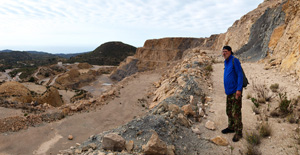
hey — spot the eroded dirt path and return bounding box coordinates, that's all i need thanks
[0,71,161,155]
[203,62,300,154]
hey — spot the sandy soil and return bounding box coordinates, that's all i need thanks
[0,71,161,155]
[0,107,24,119]
[21,82,47,94]
[202,62,300,154]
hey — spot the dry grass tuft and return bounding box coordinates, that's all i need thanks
[259,123,271,137]
[252,81,271,103]
[287,114,297,124]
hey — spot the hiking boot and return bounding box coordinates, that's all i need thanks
[221,128,235,134]
[232,133,243,142]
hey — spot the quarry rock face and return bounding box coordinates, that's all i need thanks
[235,2,286,61]
[215,0,283,52]
[110,56,139,81]
[136,38,204,61]
[271,0,300,80]
[110,37,220,81]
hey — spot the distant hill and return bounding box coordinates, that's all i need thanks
[68,42,137,66]
[54,52,88,59]
[0,49,89,59]
[0,49,13,52]
[0,51,64,70]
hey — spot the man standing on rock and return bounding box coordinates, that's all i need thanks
[221,46,243,142]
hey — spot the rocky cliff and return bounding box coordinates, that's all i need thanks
[268,0,300,79]
[110,36,219,81]
[221,0,300,80]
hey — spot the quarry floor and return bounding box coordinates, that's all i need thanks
[0,72,160,155]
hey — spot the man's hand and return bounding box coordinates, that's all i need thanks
[235,90,242,99]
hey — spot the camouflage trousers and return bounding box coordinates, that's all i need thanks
[226,93,243,135]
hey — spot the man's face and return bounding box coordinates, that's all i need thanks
[222,49,231,60]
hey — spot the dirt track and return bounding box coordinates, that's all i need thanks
[0,72,160,155]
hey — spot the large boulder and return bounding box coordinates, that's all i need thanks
[142,131,167,155]
[102,133,126,151]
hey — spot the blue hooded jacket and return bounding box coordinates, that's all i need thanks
[223,55,243,95]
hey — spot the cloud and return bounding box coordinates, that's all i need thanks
[0,0,263,52]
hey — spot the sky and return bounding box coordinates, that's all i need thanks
[0,0,263,54]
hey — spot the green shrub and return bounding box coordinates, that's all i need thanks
[278,92,291,114]
[251,98,259,108]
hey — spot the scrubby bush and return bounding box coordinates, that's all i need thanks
[270,83,279,92]
[251,98,259,108]
[287,114,297,124]
[252,81,271,103]
[278,92,291,114]
[246,131,261,146]
[245,145,261,155]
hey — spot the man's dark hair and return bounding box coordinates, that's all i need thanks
[223,45,233,55]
